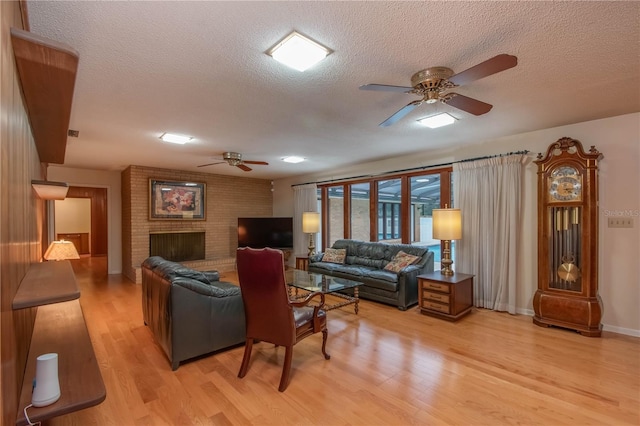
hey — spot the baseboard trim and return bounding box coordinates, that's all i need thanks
[515,308,639,337]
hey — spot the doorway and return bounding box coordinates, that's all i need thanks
[54,186,108,257]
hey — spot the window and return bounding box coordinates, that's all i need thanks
[319,167,452,250]
[377,179,401,242]
[410,173,442,266]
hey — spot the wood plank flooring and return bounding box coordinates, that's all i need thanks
[48,257,639,425]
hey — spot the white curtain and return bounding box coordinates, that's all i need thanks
[293,183,318,257]
[453,154,526,313]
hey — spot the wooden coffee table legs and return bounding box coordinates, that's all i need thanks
[322,287,359,314]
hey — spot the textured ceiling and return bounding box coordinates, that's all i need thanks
[26,1,639,179]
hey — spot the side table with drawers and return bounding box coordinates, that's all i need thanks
[295,256,309,271]
[417,271,474,321]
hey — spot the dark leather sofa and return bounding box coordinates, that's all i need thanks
[142,256,246,370]
[308,239,434,310]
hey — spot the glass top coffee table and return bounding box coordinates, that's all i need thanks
[287,269,363,314]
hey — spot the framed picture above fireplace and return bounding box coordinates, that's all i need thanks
[149,179,206,220]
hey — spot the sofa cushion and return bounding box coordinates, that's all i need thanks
[321,248,347,264]
[172,266,212,284]
[172,277,241,297]
[144,256,214,285]
[350,242,388,268]
[384,250,420,273]
[311,262,373,277]
[361,276,398,292]
[363,269,398,284]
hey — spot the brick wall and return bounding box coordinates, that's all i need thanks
[122,165,272,283]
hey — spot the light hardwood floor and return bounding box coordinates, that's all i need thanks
[49,257,639,425]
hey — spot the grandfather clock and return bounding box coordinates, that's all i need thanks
[533,137,603,337]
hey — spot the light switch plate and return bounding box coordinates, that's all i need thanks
[607,217,634,228]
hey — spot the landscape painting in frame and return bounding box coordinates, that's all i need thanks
[149,179,206,220]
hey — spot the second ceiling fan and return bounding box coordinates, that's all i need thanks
[198,152,268,172]
[360,54,518,127]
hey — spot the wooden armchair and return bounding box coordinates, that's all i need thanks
[236,247,330,392]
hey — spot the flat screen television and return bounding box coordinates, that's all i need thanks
[237,217,293,249]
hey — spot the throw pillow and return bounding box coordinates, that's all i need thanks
[384,250,420,273]
[321,248,347,264]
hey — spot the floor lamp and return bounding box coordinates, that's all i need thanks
[432,208,462,276]
[302,212,320,256]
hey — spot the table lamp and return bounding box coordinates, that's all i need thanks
[44,240,80,261]
[302,212,320,256]
[432,207,462,276]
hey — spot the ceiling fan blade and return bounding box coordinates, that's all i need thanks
[448,54,517,86]
[442,93,492,116]
[359,84,413,93]
[379,100,423,127]
[197,161,225,168]
[243,160,269,165]
[237,164,252,172]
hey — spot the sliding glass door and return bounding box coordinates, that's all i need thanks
[350,182,370,241]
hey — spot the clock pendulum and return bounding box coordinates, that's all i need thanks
[558,254,581,284]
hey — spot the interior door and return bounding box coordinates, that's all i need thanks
[65,186,108,256]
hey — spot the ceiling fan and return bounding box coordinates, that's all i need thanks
[359,54,518,127]
[197,152,269,172]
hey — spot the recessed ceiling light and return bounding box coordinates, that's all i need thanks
[267,31,331,72]
[282,156,305,163]
[417,113,456,129]
[160,132,192,144]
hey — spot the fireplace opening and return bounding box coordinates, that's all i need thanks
[149,231,205,262]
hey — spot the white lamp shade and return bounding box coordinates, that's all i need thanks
[302,212,320,233]
[433,208,462,240]
[44,240,80,261]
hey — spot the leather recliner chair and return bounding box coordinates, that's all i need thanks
[142,256,246,370]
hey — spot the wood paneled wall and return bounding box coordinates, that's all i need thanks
[0,1,45,423]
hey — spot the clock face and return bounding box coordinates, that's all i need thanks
[548,166,582,202]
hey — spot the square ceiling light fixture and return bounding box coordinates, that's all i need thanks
[418,113,456,129]
[160,132,192,144]
[282,156,305,163]
[267,31,331,72]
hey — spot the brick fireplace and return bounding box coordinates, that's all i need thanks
[121,165,274,283]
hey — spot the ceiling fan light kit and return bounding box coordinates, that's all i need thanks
[418,113,456,128]
[223,151,243,166]
[360,54,518,126]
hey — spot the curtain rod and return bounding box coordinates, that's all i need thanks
[291,150,530,187]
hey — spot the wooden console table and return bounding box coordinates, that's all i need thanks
[418,272,474,321]
[13,261,105,426]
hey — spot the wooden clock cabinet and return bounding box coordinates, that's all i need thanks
[533,137,603,336]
